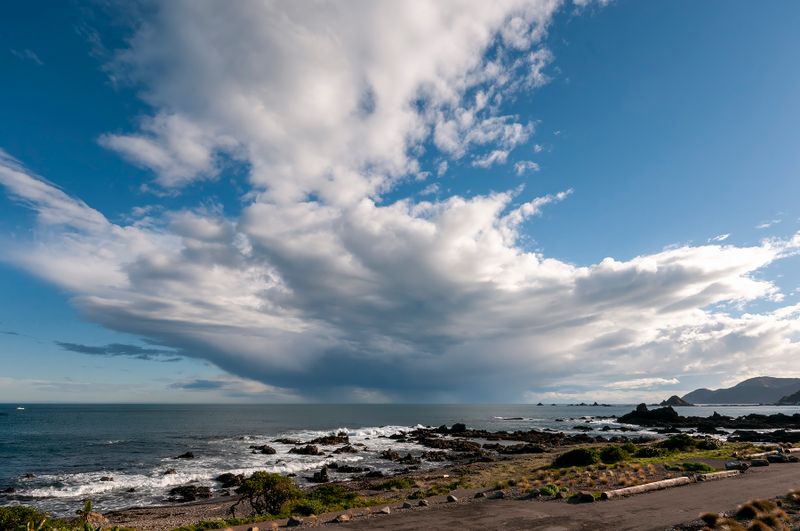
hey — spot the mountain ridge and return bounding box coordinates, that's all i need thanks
[681,376,800,404]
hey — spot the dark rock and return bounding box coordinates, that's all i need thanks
[1,487,16,494]
[163,468,177,475]
[216,473,245,488]
[474,491,487,499]
[365,470,384,478]
[100,476,114,482]
[22,473,35,479]
[380,449,401,461]
[725,460,750,471]
[482,443,546,454]
[450,423,467,433]
[446,494,458,503]
[286,516,303,527]
[418,499,429,507]
[750,459,769,467]
[174,451,195,459]
[572,492,596,504]
[126,488,136,493]
[335,464,370,473]
[289,444,322,456]
[274,437,300,445]
[333,445,358,454]
[168,485,211,502]
[660,395,693,407]
[308,432,349,445]
[308,466,330,483]
[402,501,413,509]
[249,444,277,455]
[398,453,421,464]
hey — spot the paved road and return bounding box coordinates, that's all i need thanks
[304,463,800,530]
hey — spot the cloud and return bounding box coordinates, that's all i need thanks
[710,233,730,242]
[607,377,680,390]
[756,219,781,230]
[10,48,44,66]
[56,341,182,362]
[514,160,541,175]
[472,149,509,168]
[172,375,303,401]
[4,1,800,402]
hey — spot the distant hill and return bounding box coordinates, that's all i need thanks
[660,395,693,406]
[682,377,800,404]
[778,389,800,405]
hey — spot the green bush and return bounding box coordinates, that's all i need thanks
[538,483,559,496]
[658,434,696,452]
[599,446,629,464]
[553,448,599,468]
[680,462,714,473]
[375,477,415,490]
[234,471,301,515]
[621,442,638,454]
[634,446,663,458]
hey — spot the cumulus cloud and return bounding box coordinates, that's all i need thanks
[514,160,541,175]
[3,1,800,402]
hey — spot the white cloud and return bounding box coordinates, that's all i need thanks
[472,149,510,168]
[10,48,43,65]
[710,233,730,242]
[4,1,800,402]
[514,160,541,175]
[607,377,680,390]
[756,219,781,230]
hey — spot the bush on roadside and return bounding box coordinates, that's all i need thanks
[553,448,599,468]
[658,434,696,452]
[234,472,301,515]
[599,445,629,464]
[634,446,663,458]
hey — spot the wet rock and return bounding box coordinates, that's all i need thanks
[308,432,349,445]
[168,485,212,502]
[289,444,322,456]
[100,476,114,482]
[364,470,384,478]
[308,466,330,483]
[334,464,370,473]
[333,445,358,454]
[163,468,177,475]
[174,451,195,459]
[750,459,770,467]
[398,453,421,464]
[22,473,35,479]
[380,449,401,461]
[446,494,458,503]
[274,438,300,445]
[450,423,467,433]
[573,492,595,504]
[216,473,245,488]
[126,488,136,493]
[1,487,16,494]
[402,502,413,509]
[482,443,546,455]
[249,444,277,455]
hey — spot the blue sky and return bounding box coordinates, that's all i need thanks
[1,0,799,403]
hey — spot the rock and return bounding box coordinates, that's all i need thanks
[364,470,384,478]
[750,459,770,467]
[418,499,429,507]
[333,445,358,454]
[555,491,566,499]
[725,460,750,471]
[398,453,421,464]
[334,514,351,523]
[378,506,391,515]
[450,423,467,433]
[174,451,195,459]
[126,488,136,493]
[474,491,487,499]
[248,527,260,531]
[767,453,797,463]
[1,487,16,494]
[483,443,546,454]
[289,444,322,455]
[286,516,303,526]
[163,468,177,475]
[309,432,349,445]
[402,502,413,509]
[381,449,401,461]
[100,476,114,481]
[168,485,212,502]
[274,437,300,445]
[216,473,245,488]
[493,491,505,499]
[309,466,330,483]
[22,473,35,479]
[574,492,595,503]
[249,444,277,455]
[446,494,458,503]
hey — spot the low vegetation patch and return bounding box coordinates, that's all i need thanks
[599,445,629,464]
[552,448,599,468]
[375,477,416,490]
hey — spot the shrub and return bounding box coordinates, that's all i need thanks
[305,484,359,509]
[234,471,301,515]
[681,462,714,473]
[621,442,638,454]
[658,434,696,452]
[634,446,662,458]
[376,477,415,490]
[553,448,599,468]
[599,446,629,464]
[538,483,559,496]
[0,506,52,530]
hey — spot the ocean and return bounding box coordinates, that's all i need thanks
[2,403,798,516]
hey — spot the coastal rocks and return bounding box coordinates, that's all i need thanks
[22,473,35,479]
[1,487,15,493]
[482,443,546,454]
[474,491,487,499]
[420,451,448,461]
[417,438,481,453]
[274,437,300,445]
[418,499,429,507]
[380,449,401,461]
[660,395,693,407]
[729,430,800,444]
[308,432,349,445]
[286,516,304,526]
[378,506,391,515]
[249,444,277,454]
[446,494,459,503]
[364,470,384,478]
[163,468,177,475]
[308,466,330,483]
[450,423,467,433]
[572,492,596,504]
[174,451,195,459]
[332,464,370,473]
[168,485,212,502]
[216,473,245,488]
[289,444,323,455]
[750,459,770,467]
[333,445,358,454]
[334,514,351,523]
[100,476,114,481]
[619,404,800,434]
[398,453,422,464]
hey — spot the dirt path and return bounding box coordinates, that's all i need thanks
[233,463,800,530]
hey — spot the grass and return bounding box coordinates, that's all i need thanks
[0,504,136,531]
[375,477,417,490]
[406,480,463,500]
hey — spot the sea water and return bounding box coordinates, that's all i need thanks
[1,403,798,516]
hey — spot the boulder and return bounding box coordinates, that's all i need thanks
[378,506,391,515]
[418,499,429,507]
[309,432,349,445]
[474,491,487,499]
[450,423,467,433]
[216,473,245,488]
[334,514,351,523]
[249,444,277,455]
[174,451,195,459]
[402,502,413,509]
[750,459,770,467]
[333,445,358,454]
[100,476,114,482]
[446,494,458,503]
[286,516,303,527]
[309,466,330,483]
[380,449,401,460]
[163,468,177,475]
[289,444,322,456]
[335,464,370,473]
[573,492,596,504]
[168,485,212,502]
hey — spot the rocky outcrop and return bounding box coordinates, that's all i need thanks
[249,444,277,454]
[660,395,693,407]
[618,403,800,433]
[168,485,212,502]
[289,444,323,455]
[174,451,195,459]
[216,473,245,488]
[308,432,350,445]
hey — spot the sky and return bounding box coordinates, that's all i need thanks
[1,0,799,404]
